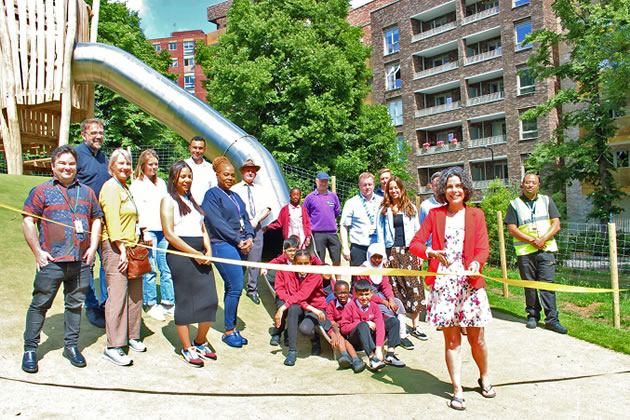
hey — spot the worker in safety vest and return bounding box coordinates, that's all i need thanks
[504,173,567,334]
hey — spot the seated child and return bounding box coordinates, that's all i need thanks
[274,250,328,366]
[354,243,415,350]
[340,279,405,370]
[324,281,366,373]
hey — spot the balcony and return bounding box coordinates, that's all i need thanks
[415,101,461,118]
[414,61,459,79]
[473,178,508,189]
[412,21,456,43]
[467,91,505,106]
[462,7,500,25]
[417,141,464,155]
[464,46,502,66]
[467,135,507,148]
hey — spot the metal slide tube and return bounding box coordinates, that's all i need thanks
[72,42,289,220]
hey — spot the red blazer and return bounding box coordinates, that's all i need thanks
[279,272,327,311]
[266,204,312,247]
[409,205,489,288]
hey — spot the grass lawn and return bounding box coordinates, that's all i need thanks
[2,173,629,356]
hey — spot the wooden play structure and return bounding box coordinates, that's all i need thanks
[0,0,100,174]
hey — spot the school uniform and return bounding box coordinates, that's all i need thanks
[340,299,401,354]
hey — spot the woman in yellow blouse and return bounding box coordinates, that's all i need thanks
[99,148,145,366]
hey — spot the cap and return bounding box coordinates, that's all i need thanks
[239,159,261,172]
[316,172,329,180]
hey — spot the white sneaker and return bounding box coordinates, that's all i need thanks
[103,347,132,366]
[146,304,165,321]
[128,339,147,352]
[161,304,175,317]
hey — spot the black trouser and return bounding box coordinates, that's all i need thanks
[517,251,559,324]
[286,304,322,351]
[270,298,287,337]
[350,243,369,267]
[347,318,401,354]
[24,261,90,351]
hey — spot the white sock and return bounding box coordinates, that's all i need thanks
[398,314,408,339]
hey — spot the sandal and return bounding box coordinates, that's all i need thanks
[478,378,496,398]
[449,396,466,411]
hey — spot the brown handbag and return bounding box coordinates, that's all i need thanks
[126,241,151,279]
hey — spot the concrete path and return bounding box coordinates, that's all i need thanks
[1,273,629,419]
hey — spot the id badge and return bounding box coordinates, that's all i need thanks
[530,225,538,232]
[239,218,245,232]
[74,219,84,234]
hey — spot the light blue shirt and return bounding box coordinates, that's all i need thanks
[340,193,383,246]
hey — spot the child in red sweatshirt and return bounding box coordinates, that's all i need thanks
[353,243,416,350]
[325,281,366,373]
[340,279,405,370]
[274,250,327,366]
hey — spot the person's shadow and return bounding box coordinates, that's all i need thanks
[369,364,454,401]
[39,312,107,359]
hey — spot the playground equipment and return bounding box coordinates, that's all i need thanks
[0,0,289,216]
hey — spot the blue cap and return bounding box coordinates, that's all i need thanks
[316,172,329,180]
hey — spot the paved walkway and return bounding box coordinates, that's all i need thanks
[1,273,629,418]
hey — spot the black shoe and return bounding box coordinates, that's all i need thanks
[63,346,87,368]
[351,357,366,373]
[545,322,568,334]
[270,334,281,346]
[526,317,537,329]
[86,308,105,328]
[400,337,415,350]
[311,337,321,356]
[284,350,297,366]
[248,292,261,305]
[337,354,352,369]
[22,351,38,373]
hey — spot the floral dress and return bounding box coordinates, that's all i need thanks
[426,211,492,327]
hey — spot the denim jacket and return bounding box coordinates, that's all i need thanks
[376,205,420,248]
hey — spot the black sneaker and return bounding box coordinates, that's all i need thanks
[311,336,321,356]
[526,318,537,329]
[270,334,281,346]
[545,322,568,334]
[351,357,366,373]
[284,350,297,366]
[337,354,352,369]
[400,337,415,350]
[411,327,428,341]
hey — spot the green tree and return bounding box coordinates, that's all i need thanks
[522,0,630,223]
[480,179,518,266]
[196,0,408,181]
[71,0,187,155]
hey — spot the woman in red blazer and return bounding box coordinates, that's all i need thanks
[410,167,495,410]
[265,187,312,249]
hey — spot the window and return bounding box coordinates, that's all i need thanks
[168,42,177,51]
[514,0,530,7]
[434,94,453,106]
[387,99,403,126]
[517,66,536,94]
[515,20,533,50]
[184,57,195,67]
[184,75,195,90]
[429,16,449,30]
[396,135,405,154]
[384,27,399,55]
[432,54,450,67]
[520,109,538,139]
[491,121,505,136]
[183,41,195,55]
[170,58,178,68]
[153,44,161,52]
[385,62,401,91]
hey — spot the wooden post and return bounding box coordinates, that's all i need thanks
[497,211,509,297]
[58,0,77,146]
[416,196,421,212]
[331,175,336,193]
[608,222,620,328]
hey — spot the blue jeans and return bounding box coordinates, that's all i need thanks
[143,231,174,306]
[85,247,107,311]
[24,262,90,350]
[211,241,245,331]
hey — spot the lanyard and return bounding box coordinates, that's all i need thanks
[525,199,536,222]
[55,183,80,214]
[114,177,138,219]
[219,187,241,216]
[360,194,376,227]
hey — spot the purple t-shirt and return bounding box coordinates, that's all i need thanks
[303,189,340,233]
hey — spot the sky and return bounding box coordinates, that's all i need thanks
[121,0,372,40]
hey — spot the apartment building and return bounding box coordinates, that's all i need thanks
[365,0,560,200]
[149,30,209,101]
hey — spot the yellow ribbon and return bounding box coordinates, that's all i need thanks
[2,202,626,294]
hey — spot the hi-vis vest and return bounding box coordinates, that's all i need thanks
[510,194,558,256]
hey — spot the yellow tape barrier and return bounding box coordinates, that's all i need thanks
[2,202,626,294]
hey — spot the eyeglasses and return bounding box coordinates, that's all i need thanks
[86,131,104,136]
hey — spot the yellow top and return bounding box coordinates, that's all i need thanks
[99,178,138,243]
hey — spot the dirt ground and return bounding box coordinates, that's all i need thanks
[1,271,630,419]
